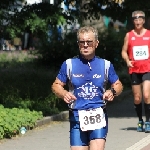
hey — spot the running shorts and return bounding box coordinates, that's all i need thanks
[130,72,150,85]
[70,109,108,146]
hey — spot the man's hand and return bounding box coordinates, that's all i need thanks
[127,60,134,67]
[63,91,77,104]
[103,90,114,101]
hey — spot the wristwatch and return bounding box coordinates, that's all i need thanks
[110,88,117,96]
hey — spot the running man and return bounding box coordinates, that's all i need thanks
[52,26,123,150]
[122,10,150,133]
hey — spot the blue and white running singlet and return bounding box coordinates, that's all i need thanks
[57,56,119,145]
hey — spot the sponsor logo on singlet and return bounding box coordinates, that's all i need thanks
[77,82,98,99]
[93,74,101,78]
[73,74,84,77]
[131,37,135,40]
[143,37,150,40]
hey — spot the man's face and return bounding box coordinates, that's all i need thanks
[133,14,145,29]
[78,31,99,59]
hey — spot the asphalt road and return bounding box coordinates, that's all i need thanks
[0,90,150,150]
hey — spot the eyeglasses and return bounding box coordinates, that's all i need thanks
[78,41,94,47]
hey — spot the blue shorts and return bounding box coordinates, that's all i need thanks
[69,111,108,146]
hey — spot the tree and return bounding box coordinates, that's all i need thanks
[1,0,150,67]
[65,0,150,28]
[2,0,150,38]
[0,0,23,30]
[6,2,72,38]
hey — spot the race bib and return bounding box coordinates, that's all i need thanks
[133,45,149,60]
[78,107,106,131]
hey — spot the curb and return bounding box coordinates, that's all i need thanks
[36,89,132,128]
[36,111,69,127]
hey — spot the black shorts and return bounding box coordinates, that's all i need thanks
[130,72,150,85]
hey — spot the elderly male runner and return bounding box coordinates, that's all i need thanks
[52,26,123,150]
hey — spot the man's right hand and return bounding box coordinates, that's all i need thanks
[127,60,134,67]
[63,91,77,104]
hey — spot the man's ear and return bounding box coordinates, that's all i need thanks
[95,40,99,48]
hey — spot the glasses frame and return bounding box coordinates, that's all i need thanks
[77,40,94,47]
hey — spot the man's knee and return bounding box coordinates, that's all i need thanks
[143,92,150,102]
[134,94,142,103]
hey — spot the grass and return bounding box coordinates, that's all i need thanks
[0,50,67,116]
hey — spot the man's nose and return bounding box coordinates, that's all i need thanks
[84,42,88,46]
[135,19,141,24]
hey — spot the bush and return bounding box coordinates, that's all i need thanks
[37,31,79,67]
[0,104,43,139]
[117,66,131,90]
[0,51,68,116]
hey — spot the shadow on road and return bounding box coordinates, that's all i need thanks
[106,89,144,118]
[121,127,137,131]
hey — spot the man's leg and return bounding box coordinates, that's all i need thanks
[132,84,143,119]
[71,146,88,150]
[132,84,143,131]
[142,80,150,133]
[89,139,105,150]
[70,121,89,150]
[88,112,108,150]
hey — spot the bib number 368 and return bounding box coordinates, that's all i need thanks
[84,114,101,125]
[78,107,106,131]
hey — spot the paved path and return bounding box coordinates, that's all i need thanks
[0,90,150,150]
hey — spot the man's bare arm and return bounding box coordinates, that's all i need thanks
[111,79,123,96]
[51,78,76,103]
[103,79,123,101]
[51,78,67,99]
[121,33,133,67]
[121,33,129,63]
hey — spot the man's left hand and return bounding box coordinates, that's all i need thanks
[103,90,114,101]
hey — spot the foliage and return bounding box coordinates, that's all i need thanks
[0,0,150,38]
[0,0,23,28]
[0,51,68,116]
[37,31,78,67]
[38,26,127,71]
[0,104,43,139]
[33,93,67,116]
[5,2,74,39]
[97,27,127,70]
[65,0,150,23]
[117,69,131,90]
[1,0,150,62]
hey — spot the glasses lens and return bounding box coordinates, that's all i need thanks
[78,41,93,47]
